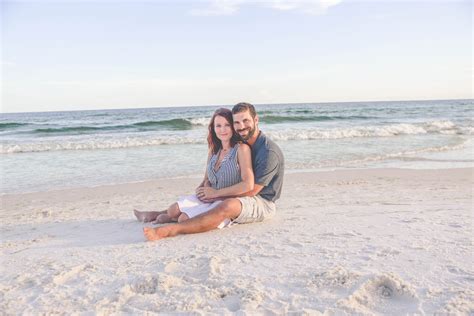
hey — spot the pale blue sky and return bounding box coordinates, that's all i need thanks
[1,0,472,112]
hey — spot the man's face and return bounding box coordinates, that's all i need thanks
[233,110,258,141]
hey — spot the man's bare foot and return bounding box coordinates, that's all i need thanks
[134,209,162,223]
[152,213,176,224]
[143,226,175,241]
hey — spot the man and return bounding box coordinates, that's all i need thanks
[144,102,284,241]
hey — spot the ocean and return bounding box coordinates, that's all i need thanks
[1,99,473,194]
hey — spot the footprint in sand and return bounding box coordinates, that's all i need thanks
[310,266,361,288]
[52,264,94,286]
[437,290,474,315]
[165,255,224,283]
[375,247,401,258]
[129,274,182,294]
[215,281,264,312]
[337,273,421,315]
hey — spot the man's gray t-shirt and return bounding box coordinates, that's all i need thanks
[251,131,284,202]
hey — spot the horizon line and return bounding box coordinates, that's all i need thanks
[2,97,472,115]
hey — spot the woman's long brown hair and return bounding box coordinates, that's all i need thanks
[207,108,239,155]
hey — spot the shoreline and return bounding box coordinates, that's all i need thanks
[1,167,473,314]
[2,165,472,197]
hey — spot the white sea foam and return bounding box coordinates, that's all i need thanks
[461,126,474,135]
[0,136,206,154]
[423,120,456,130]
[267,120,466,141]
[187,117,209,126]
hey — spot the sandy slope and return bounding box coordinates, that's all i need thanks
[1,168,473,315]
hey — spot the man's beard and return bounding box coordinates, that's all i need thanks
[238,125,256,141]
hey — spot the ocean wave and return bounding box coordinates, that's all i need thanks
[290,110,313,114]
[423,120,456,131]
[0,136,206,153]
[132,119,194,130]
[26,118,206,135]
[2,120,471,154]
[461,126,474,135]
[260,115,375,124]
[34,126,108,134]
[267,120,469,140]
[188,117,209,126]
[0,122,29,130]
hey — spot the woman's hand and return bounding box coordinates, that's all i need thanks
[195,180,211,191]
[196,186,218,201]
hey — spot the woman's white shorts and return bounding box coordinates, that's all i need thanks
[177,194,231,229]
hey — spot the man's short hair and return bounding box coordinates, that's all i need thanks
[232,102,257,118]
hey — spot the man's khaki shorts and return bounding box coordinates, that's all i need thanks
[234,195,276,224]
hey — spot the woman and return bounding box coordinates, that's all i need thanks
[134,108,253,228]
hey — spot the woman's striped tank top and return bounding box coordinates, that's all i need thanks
[207,144,242,190]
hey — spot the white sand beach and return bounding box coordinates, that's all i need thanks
[1,168,473,315]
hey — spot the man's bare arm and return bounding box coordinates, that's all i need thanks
[235,183,264,197]
[199,184,264,203]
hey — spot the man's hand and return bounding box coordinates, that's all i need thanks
[196,186,218,201]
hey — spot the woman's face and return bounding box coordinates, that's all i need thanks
[214,115,233,142]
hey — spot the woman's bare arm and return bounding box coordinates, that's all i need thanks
[196,144,254,200]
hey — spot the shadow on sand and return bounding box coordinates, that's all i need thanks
[2,218,158,251]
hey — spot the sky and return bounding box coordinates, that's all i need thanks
[1,0,472,113]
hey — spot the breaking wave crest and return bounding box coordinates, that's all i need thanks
[1,136,206,153]
[260,115,375,124]
[267,121,470,140]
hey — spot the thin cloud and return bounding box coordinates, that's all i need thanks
[190,0,341,16]
[189,0,243,16]
[267,0,342,15]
